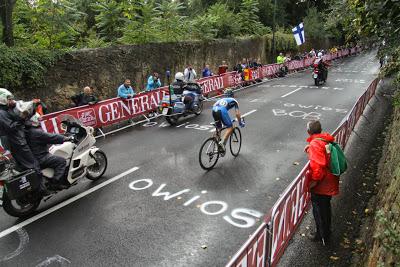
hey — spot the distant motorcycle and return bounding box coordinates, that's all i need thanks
[0,115,108,217]
[158,83,204,125]
[313,61,328,86]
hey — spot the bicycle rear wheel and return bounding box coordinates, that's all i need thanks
[199,137,220,170]
[230,127,242,157]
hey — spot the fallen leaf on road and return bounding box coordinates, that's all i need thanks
[177,197,182,200]
[355,239,363,245]
[201,245,207,249]
[276,177,280,181]
[301,233,305,237]
[365,209,370,214]
[330,256,340,261]
[293,162,300,165]
[352,210,358,215]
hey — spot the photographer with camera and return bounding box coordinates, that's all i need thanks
[184,64,197,83]
[146,72,162,91]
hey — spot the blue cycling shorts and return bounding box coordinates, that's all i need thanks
[212,107,232,128]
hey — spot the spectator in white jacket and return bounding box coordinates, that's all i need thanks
[184,65,197,83]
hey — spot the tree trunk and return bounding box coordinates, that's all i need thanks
[0,0,16,46]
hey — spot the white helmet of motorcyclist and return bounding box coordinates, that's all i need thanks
[0,88,14,106]
[175,72,184,81]
[317,52,323,58]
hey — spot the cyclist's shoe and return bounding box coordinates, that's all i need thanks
[239,120,245,128]
[218,141,226,156]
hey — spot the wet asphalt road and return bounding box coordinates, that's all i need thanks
[0,51,379,267]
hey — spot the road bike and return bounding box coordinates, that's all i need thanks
[198,119,242,170]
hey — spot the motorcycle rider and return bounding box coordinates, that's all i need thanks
[172,72,187,95]
[172,72,203,111]
[0,89,49,194]
[16,101,73,190]
[314,52,329,81]
[212,89,245,154]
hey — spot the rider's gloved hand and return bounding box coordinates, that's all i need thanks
[64,136,75,143]
[239,120,245,128]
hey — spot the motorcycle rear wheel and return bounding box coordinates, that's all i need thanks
[194,101,203,116]
[86,150,108,180]
[314,78,320,86]
[2,192,41,218]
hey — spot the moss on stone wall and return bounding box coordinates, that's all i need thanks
[364,90,400,266]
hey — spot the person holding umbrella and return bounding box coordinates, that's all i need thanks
[304,120,340,245]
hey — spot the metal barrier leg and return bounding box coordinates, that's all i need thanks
[97,127,106,139]
[143,114,150,122]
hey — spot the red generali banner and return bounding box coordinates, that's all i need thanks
[40,89,168,133]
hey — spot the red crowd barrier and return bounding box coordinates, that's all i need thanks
[37,47,361,134]
[226,76,379,267]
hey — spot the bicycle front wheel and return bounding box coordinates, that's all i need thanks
[230,127,242,157]
[199,137,220,170]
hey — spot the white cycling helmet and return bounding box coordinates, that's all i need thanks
[317,52,323,58]
[175,72,184,81]
[0,88,14,106]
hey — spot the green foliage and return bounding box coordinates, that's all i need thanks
[14,0,84,49]
[192,3,241,39]
[375,208,400,261]
[303,7,326,39]
[0,45,64,90]
[238,0,269,36]
[152,0,187,42]
[92,0,129,42]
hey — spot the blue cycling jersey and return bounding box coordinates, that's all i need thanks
[213,97,239,111]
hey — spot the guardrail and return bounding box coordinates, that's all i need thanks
[226,77,380,267]
[39,47,362,134]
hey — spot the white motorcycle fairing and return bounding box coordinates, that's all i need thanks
[42,117,100,184]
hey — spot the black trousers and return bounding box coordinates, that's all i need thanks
[39,155,66,183]
[311,193,332,239]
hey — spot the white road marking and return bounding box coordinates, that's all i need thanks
[242,109,257,118]
[0,166,140,239]
[281,88,302,98]
[36,255,71,267]
[0,228,29,262]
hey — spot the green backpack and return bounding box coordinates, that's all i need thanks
[316,138,347,176]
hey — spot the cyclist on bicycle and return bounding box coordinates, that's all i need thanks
[212,89,245,153]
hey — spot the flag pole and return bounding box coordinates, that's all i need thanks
[271,0,277,63]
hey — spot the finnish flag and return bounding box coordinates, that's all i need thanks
[292,22,305,46]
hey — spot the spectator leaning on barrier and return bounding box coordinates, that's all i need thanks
[310,48,316,57]
[276,53,285,64]
[218,61,228,75]
[202,64,213,78]
[304,120,339,245]
[146,72,162,91]
[71,86,99,107]
[184,65,197,83]
[118,79,135,99]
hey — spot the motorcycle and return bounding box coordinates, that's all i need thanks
[158,83,204,126]
[0,114,108,217]
[313,62,328,86]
